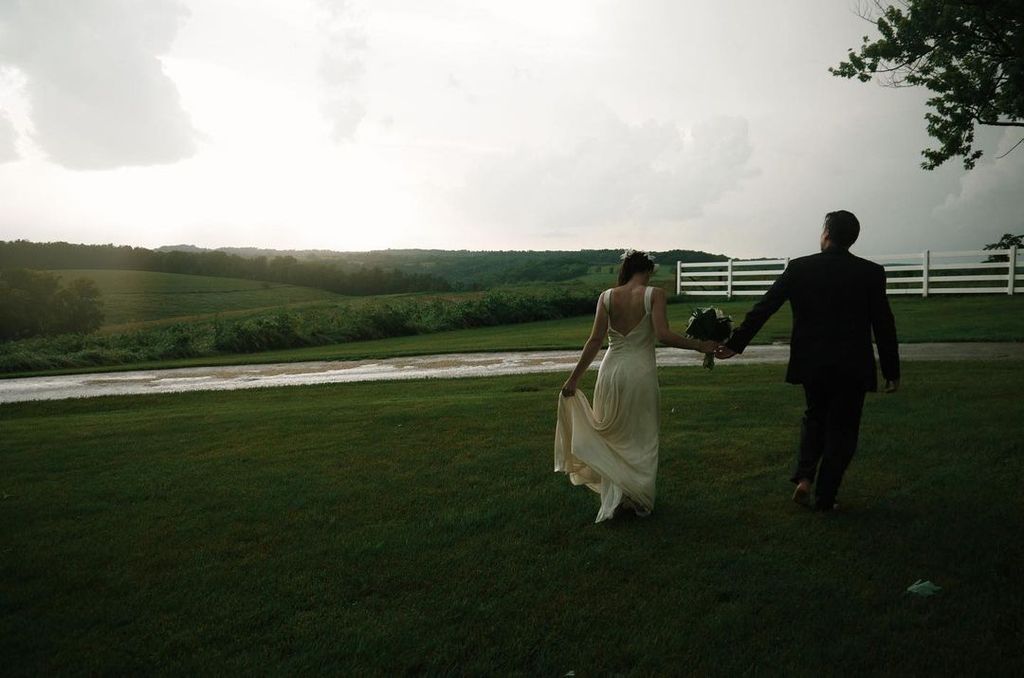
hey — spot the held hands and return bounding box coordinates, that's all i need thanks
[697,340,720,354]
[715,345,737,360]
[561,378,577,397]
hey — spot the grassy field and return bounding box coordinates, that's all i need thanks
[1,361,1022,674]
[241,293,1024,358]
[52,269,343,326]
[11,293,1019,377]
[2,283,1023,378]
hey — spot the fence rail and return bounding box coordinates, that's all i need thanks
[676,247,1021,297]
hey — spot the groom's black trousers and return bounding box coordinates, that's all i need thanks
[792,375,867,508]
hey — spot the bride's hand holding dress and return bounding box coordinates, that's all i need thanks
[554,283,716,522]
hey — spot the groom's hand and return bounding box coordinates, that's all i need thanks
[884,379,900,393]
[715,346,737,360]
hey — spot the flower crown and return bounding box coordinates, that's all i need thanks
[620,248,656,262]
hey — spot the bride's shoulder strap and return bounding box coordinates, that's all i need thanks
[644,285,654,313]
[602,288,612,314]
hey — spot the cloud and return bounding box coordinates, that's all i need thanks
[0,0,197,170]
[462,114,754,233]
[934,130,1024,240]
[0,110,17,162]
[316,0,367,140]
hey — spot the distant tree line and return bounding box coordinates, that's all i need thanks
[317,248,728,286]
[0,240,730,290]
[0,240,453,296]
[0,269,104,341]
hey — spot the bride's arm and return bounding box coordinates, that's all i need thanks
[650,288,718,352]
[561,297,610,396]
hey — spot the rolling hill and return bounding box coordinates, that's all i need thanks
[50,269,343,326]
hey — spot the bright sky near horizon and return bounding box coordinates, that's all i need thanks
[0,0,1021,259]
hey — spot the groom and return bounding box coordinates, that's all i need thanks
[715,210,900,511]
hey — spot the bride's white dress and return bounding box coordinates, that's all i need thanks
[554,285,659,522]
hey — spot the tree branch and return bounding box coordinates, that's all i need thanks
[995,137,1024,159]
[976,120,1024,128]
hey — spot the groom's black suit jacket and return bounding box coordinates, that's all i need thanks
[724,247,900,392]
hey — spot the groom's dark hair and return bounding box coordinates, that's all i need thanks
[823,210,860,250]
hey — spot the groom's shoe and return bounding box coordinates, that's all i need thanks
[792,480,812,507]
[814,498,840,513]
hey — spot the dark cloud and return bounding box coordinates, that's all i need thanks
[464,114,754,231]
[0,0,198,170]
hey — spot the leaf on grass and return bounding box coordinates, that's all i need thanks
[906,579,942,596]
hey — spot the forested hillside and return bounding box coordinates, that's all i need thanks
[0,241,452,295]
[0,240,728,290]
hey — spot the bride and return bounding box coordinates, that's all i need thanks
[554,249,718,522]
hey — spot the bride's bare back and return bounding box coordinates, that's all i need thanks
[607,283,650,336]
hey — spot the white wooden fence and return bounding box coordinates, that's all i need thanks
[676,247,1022,297]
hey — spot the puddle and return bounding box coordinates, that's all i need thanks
[0,343,1018,403]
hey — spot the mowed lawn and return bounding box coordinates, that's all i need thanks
[2,362,1022,675]
[52,270,342,326]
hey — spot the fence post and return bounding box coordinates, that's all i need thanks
[1010,246,1017,296]
[676,261,681,296]
[922,249,930,298]
[726,259,733,300]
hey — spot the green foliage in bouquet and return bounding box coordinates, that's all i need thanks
[685,307,733,369]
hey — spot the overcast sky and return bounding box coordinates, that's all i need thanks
[0,0,1021,258]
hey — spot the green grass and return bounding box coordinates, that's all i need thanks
[1,362,1021,674]
[4,291,1023,379]
[0,288,602,376]
[21,293,1020,377]
[52,269,343,326]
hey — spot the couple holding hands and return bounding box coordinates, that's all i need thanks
[555,210,900,522]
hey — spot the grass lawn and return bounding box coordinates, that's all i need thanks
[2,362,1021,674]
[53,270,343,326]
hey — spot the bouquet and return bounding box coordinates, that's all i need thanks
[685,307,733,369]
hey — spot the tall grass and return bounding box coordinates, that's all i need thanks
[0,289,600,373]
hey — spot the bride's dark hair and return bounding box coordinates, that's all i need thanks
[617,250,655,285]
